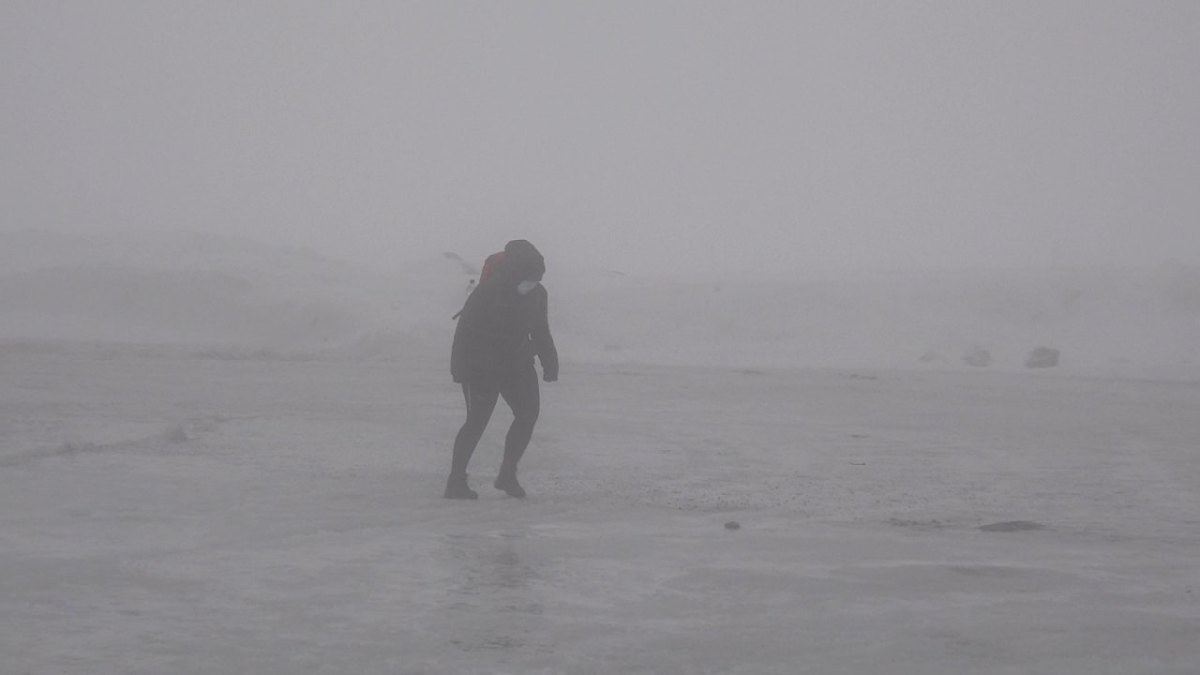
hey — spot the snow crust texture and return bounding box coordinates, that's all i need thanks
[2,352,1198,674]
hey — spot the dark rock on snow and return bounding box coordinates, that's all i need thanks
[1025,347,1060,368]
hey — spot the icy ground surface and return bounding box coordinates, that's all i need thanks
[2,352,1198,674]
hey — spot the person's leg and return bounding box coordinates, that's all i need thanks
[495,367,540,496]
[447,379,500,498]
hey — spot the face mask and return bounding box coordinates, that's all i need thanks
[517,280,540,295]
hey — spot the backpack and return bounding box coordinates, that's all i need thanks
[478,251,506,284]
[452,250,505,320]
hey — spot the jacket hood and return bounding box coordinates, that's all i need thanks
[503,240,545,282]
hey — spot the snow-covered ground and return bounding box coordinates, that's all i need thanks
[1,231,1197,672]
[2,348,1198,674]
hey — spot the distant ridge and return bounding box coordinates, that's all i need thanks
[2,230,1196,371]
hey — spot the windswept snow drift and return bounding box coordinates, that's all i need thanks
[0,230,457,355]
[2,230,1197,371]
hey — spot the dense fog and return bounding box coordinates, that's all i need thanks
[4,3,1198,278]
[1,229,1197,374]
[3,4,1198,674]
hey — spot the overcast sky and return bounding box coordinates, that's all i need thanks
[3,2,1198,278]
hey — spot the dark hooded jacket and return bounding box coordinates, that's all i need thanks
[451,240,559,383]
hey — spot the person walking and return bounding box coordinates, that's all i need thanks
[446,240,558,499]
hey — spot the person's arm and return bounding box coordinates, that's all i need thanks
[532,287,559,382]
[451,285,487,382]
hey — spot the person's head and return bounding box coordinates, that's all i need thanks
[502,240,545,285]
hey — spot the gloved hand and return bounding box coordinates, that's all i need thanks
[543,369,558,383]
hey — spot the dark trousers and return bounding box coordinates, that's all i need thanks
[450,367,540,479]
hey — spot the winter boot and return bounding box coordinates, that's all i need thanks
[444,473,478,500]
[494,471,526,499]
